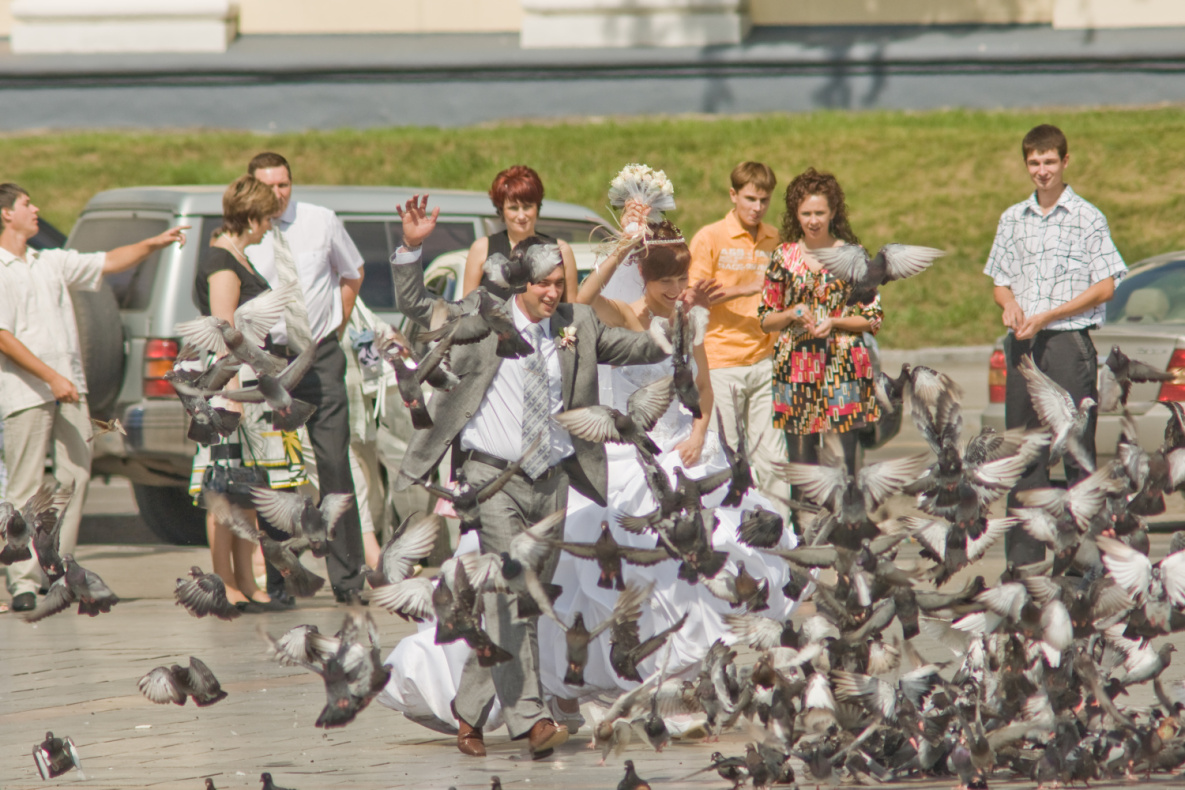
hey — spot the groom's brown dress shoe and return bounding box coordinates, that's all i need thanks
[527,718,568,759]
[457,719,486,757]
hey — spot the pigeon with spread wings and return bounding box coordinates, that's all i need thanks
[22,554,119,622]
[1017,354,1096,473]
[482,242,563,294]
[173,281,298,377]
[213,342,317,431]
[416,287,533,359]
[206,491,326,598]
[553,375,674,458]
[810,243,946,306]
[250,486,354,559]
[532,520,669,591]
[138,656,227,706]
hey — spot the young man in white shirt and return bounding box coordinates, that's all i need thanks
[983,125,1127,564]
[0,183,186,611]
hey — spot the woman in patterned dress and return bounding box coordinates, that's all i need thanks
[757,167,882,475]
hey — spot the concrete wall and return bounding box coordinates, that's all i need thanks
[0,0,1177,38]
[237,0,522,34]
[1052,0,1185,28]
[750,0,1053,25]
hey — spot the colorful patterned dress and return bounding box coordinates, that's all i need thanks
[758,242,883,435]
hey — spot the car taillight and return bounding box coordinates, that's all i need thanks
[144,339,178,398]
[988,349,1006,403]
[1158,349,1185,402]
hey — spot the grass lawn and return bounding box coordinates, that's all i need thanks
[8,105,1183,348]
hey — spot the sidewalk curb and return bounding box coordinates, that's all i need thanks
[879,344,993,369]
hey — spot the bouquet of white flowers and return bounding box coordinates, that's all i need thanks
[607,163,676,224]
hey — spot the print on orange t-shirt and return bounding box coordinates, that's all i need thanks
[688,209,779,369]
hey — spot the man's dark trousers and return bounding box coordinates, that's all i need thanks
[1003,328,1098,565]
[262,337,365,596]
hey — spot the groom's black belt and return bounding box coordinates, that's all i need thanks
[458,448,565,483]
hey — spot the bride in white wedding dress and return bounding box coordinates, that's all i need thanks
[536,216,799,701]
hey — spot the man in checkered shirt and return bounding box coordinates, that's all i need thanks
[983,124,1127,565]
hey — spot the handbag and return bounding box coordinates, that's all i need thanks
[200,428,270,508]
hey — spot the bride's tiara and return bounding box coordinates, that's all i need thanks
[646,235,686,246]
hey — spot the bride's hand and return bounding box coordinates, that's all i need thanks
[683,278,720,309]
[675,434,704,468]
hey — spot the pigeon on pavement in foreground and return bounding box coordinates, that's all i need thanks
[174,566,241,620]
[138,656,227,706]
[33,732,83,779]
[265,609,391,729]
[22,554,119,622]
[260,773,295,790]
[618,759,652,790]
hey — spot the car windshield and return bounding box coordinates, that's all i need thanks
[1107,259,1185,324]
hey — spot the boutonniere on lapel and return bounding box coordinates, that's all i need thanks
[557,326,578,351]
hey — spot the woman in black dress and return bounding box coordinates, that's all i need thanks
[191,175,290,611]
[461,165,578,300]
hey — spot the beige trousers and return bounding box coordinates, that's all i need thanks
[5,399,92,596]
[709,358,790,507]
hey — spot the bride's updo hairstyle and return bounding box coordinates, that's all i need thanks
[638,220,690,282]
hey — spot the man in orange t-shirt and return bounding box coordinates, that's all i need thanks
[688,162,789,506]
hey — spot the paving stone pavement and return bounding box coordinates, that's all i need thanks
[6,531,1185,790]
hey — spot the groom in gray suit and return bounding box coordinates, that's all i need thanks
[390,196,668,759]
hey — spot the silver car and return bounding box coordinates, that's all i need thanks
[68,186,611,543]
[981,249,1185,462]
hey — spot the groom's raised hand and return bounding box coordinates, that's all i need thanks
[396,194,440,251]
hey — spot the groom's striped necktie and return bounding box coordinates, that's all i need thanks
[520,321,550,479]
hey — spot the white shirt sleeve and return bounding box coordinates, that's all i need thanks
[326,214,364,280]
[49,249,107,293]
[983,212,1015,288]
[390,248,423,267]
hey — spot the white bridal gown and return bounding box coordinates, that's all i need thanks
[377,357,799,732]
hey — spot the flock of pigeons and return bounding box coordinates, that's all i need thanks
[9,231,1185,788]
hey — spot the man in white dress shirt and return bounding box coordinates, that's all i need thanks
[0,183,186,612]
[246,152,368,604]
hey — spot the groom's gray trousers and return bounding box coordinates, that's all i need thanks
[451,456,568,739]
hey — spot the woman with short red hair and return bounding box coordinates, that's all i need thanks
[461,165,578,300]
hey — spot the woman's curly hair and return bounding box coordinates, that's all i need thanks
[779,167,860,246]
